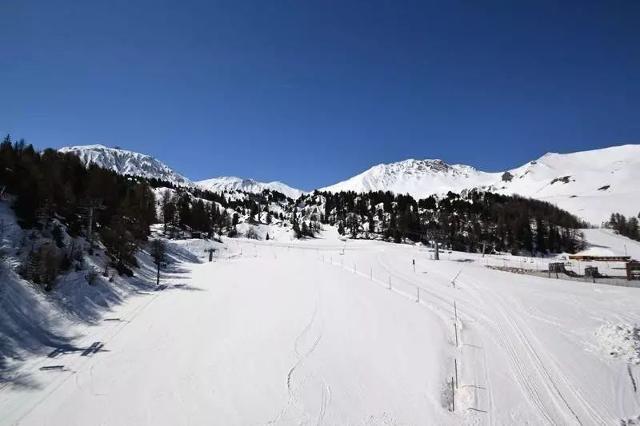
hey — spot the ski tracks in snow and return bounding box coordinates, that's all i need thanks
[372,249,609,424]
[269,288,330,426]
[461,275,609,425]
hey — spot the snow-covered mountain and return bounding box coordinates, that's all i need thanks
[60,145,304,198]
[197,176,303,199]
[59,143,640,223]
[320,159,499,196]
[320,145,640,224]
[59,144,192,186]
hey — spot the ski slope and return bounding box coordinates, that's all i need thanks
[581,227,640,261]
[1,236,639,425]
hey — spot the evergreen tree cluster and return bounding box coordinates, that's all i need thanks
[303,189,586,255]
[291,210,320,238]
[155,185,290,239]
[0,133,595,291]
[0,135,156,279]
[606,212,640,241]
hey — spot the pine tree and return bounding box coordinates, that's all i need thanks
[292,213,302,238]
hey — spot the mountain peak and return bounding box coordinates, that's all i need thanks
[197,176,303,199]
[58,144,192,186]
[320,144,640,224]
[320,157,495,196]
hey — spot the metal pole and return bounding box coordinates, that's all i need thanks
[454,323,458,347]
[416,287,420,303]
[454,359,458,389]
[451,377,455,411]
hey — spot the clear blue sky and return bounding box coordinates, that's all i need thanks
[1,1,639,189]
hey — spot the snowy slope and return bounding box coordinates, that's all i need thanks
[320,159,499,195]
[491,145,640,224]
[59,144,192,187]
[2,234,639,425]
[197,176,303,199]
[321,145,640,224]
[580,227,640,260]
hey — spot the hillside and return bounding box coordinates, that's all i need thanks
[321,145,640,224]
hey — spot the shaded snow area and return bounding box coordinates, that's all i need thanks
[1,230,640,425]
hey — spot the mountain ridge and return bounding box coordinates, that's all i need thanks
[320,144,640,224]
[196,176,303,199]
[59,144,193,187]
[59,144,304,198]
[59,143,640,224]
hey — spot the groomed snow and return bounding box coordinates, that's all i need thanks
[1,231,639,425]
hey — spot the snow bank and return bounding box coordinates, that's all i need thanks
[595,323,640,364]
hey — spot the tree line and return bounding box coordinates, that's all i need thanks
[299,189,586,255]
[606,212,640,241]
[0,135,156,286]
[1,134,594,291]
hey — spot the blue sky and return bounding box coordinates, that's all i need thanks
[1,1,639,189]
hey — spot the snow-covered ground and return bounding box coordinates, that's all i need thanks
[1,231,640,425]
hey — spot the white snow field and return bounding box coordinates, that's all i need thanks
[1,234,640,425]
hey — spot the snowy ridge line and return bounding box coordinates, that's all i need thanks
[196,176,304,200]
[319,144,640,224]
